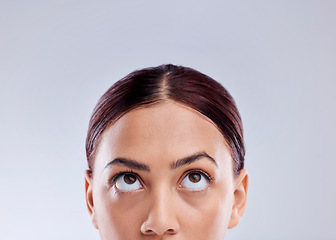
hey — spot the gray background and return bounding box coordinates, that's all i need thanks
[1,1,335,239]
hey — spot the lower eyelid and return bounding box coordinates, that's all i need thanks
[110,171,136,184]
[109,170,214,191]
[185,170,213,181]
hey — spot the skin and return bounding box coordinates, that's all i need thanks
[85,101,248,240]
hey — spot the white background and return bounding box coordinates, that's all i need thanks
[1,1,335,239]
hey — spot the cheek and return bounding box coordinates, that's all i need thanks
[178,188,234,239]
[93,187,146,240]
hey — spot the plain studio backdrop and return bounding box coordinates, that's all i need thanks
[1,1,335,239]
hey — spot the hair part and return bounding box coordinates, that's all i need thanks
[86,64,245,177]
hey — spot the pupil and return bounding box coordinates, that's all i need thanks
[124,174,136,184]
[189,173,201,183]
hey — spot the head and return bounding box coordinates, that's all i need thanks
[85,64,248,240]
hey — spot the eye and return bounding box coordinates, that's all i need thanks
[114,173,142,192]
[180,171,209,190]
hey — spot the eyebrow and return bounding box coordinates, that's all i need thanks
[170,152,218,169]
[104,158,150,172]
[104,152,217,172]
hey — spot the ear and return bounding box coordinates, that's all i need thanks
[228,169,249,229]
[85,170,98,229]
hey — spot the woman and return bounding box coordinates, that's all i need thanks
[85,64,248,240]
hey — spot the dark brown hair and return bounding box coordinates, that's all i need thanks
[86,64,245,177]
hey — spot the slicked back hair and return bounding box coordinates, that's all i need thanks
[86,64,245,177]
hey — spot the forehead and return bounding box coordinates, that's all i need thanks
[95,101,231,169]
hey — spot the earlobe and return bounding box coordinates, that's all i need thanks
[228,169,249,229]
[85,170,98,229]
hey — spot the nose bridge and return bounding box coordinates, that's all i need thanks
[141,183,180,236]
[152,185,174,215]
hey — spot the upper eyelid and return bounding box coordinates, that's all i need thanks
[110,171,141,184]
[109,169,213,187]
[180,169,213,183]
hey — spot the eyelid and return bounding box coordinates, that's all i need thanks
[108,169,214,190]
[110,170,141,185]
[180,169,214,183]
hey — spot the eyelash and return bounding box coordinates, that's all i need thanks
[109,169,215,188]
[181,169,215,183]
[110,170,138,185]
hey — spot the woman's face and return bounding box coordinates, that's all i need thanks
[85,101,248,240]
